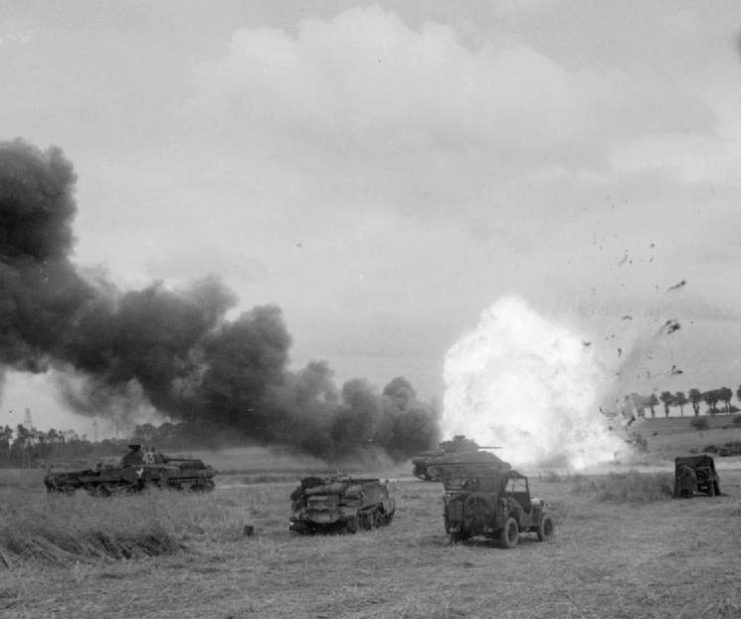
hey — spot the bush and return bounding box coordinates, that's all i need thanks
[690,417,709,431]
[571,471,674,504]
[733,415,741,427]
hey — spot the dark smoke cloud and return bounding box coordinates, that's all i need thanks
[0,139,438,461]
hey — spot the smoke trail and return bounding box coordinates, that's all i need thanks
[442,295,622,469]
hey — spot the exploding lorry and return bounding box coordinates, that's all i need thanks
[44,444,217,495]
[429,453,554,548]
[289,475,395,534]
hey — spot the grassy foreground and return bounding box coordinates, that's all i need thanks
[2,465,741,619]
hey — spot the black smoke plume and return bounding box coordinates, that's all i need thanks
[0,139,438,461]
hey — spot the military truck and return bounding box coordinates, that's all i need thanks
[44,444,217,495]
[289,475,395,534]
[412,435,506,481]
[434,458,554,548]
[673,455,720,498]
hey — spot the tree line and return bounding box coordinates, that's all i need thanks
[622,386,741,419]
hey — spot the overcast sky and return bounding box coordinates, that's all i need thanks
[2,1,741,433]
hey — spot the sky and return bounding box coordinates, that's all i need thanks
[2,1,741,436]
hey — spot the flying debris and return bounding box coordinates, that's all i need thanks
[622,315,633,321]
[660,319,681,335]
[617,347,622,358]
[668,365,683,376]
[667,280,686,292]
[582,341,591,348]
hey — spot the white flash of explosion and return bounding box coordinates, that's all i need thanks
[442,296,622,469]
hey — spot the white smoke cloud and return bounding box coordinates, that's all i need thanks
[442,295,622,469]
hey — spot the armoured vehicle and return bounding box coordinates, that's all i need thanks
[289,475,395,534]
[412,435,506,481]
[44,444,216,495]
[673,455,720,498]
[435,456,554,548]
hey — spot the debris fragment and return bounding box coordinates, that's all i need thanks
[660,319,681,335]
[667,279,686,292]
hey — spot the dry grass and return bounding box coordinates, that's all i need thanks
[2,433,741,618]
[0,466,740,618]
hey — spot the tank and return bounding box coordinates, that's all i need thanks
[43,444,217,496]
[289,475,395,534]
[412,435,507,481]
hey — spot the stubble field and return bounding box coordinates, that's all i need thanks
[2,445,741,619]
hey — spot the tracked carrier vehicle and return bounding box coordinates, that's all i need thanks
[44,444,216,495]
[431,455,554,548]
[290,475,395,534]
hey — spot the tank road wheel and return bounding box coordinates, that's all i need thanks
[500,516,519,549]
[537,515,555,542]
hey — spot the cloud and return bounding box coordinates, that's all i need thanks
[184,7,605,167]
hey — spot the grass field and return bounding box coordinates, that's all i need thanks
[3,422,741,618]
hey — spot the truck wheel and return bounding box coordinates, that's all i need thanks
[500,517,519,549]
[537,515,554,542]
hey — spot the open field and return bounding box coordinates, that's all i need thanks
[3,422,741,619]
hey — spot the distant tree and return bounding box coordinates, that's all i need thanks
[0,426,12,463]
[703,389,720,414]
[718,387,733,413]
[646,393,659,418]
[737,384,741,406]
[659,392,674,418]
[673,392,688,417]
[688,389,702,416]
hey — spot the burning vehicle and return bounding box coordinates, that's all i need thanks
[289,475,395,534]
[44,444,217,495]
[673,455,721,498]
[431,455,554,548]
